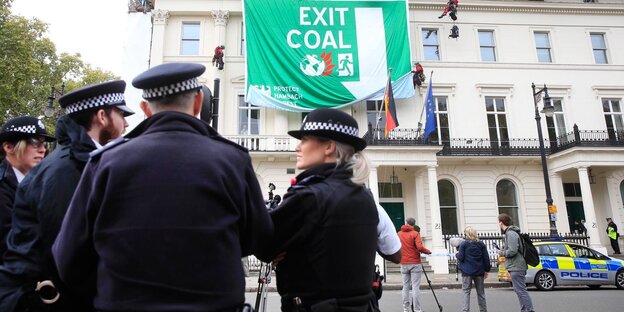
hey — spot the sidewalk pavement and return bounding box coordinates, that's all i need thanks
[245,271,510,292]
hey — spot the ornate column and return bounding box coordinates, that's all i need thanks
[427,165,448,274]
[150,9,170,66]
[210,10,229,129]
[368,165,380,204]
[550,172,570,233]
[414,170,427,235]
[577,166,606,253]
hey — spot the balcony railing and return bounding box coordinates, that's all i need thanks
[226,125,624,155]
[225,135,298,152]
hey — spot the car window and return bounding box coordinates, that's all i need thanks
[547,244,569,257]
[593,250,611,260]
[537,245,551,256]
[570,245,595,259]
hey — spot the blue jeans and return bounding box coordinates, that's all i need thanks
[462,275,487,312]
[510,271,534,312]
[401,264,423,312]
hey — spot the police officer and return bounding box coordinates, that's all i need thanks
[0,116,55,258]
[0,80,133,312]
[256,108,379,312]
[52,62,272,311]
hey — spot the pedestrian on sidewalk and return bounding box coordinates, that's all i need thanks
[497,213,535,312]
[456,226,490,312]
[606,217,621,254]
[398,217,431,312]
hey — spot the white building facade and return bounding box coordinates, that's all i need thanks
[140,0,624,273]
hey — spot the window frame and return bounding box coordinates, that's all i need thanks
[534,31,552,63]
[602,98,624,140]
[438,179,459,235]
[496,179,520,226]
[590,32,608,64]
[422,28,440,61]
[237,94,261,135]
[430,96,450,145]
[180,22,201,56]
[478,30,497,62]
[485,97,509,147]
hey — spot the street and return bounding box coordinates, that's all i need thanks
[246,287,623,311]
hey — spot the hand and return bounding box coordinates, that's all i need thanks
[484,272,489,278]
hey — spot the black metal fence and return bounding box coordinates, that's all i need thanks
[443,232,590,271]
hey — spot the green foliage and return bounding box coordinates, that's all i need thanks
[0,6,119,132]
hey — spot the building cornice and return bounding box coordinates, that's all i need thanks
[409,1,624,15]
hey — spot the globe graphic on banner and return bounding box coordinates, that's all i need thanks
[299,55,325,76]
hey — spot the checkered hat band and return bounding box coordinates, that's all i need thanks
[6,125,37,134]
[142,78,201,99]
[65,93,125,114]
[302,122,358,137]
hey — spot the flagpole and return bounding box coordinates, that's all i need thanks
[375,68,392,140]
[417,70,434,138]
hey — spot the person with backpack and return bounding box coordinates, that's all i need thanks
[456,226,490,312]
[497,213,535,312]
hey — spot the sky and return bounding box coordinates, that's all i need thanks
[11,0,129,76]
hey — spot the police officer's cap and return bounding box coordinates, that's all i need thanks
[58,80,134,117]
[132,62,206,100]
[288,108,367,151]
[0,116,55,144]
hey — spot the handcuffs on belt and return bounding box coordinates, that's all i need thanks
[35,280,60,304]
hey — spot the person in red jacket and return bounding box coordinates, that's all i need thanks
[397,217,431,312]
[439,0,458,20]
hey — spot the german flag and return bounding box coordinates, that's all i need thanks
[384,75,399,138]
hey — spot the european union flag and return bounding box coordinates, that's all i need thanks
[423,77,436,140]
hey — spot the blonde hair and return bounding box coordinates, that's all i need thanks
[2,140,28,160]
[464,226,479,241]
[335,141,370,185]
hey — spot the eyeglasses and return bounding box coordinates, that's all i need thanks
[26,137,48,149]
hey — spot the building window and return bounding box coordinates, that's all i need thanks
[590,33,608,64]
[534,32,552,63]
[478,30,496,61]
[238,95,260,135]
[497,179,520,226]
[429,96,450,145]
[367,100,386,137]
[378,182,403,198]
[620,180,624,209]
[181,22,200,55]
[603,98,624,140]
[438,179,458,235]
[546,98,567,139]
[485,97,509,147]
[422,29,440,61]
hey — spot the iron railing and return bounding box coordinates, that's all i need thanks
[443,232,590,270]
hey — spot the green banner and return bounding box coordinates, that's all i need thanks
[244,0,413,112]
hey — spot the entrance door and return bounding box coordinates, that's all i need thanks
[566,201,586,232]
[381,203,405,232]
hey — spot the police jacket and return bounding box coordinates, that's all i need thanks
[0,159,18,259]
[0,115,96,312]
[456,240,491,276]
[52,111,272,312]
[257,163,378,305]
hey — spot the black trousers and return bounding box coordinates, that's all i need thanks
[610,238,621,254]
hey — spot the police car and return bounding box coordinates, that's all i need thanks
[498,241,624,290]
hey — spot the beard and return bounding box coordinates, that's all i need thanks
[98,122,122,145]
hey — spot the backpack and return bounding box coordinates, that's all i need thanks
[510,229,540,267]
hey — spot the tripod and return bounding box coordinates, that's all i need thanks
[254,262,273,312]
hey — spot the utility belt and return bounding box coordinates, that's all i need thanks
[282,292,376,312]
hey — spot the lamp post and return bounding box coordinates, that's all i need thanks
[532,83,558,238]
[43,82,66,118]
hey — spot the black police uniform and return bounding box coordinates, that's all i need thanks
[0,81,131,312]
[53,63,272,312]
[257,163,378,311]
[0,116,55,259]
[0,159,18,259]
[0,116,98,311]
